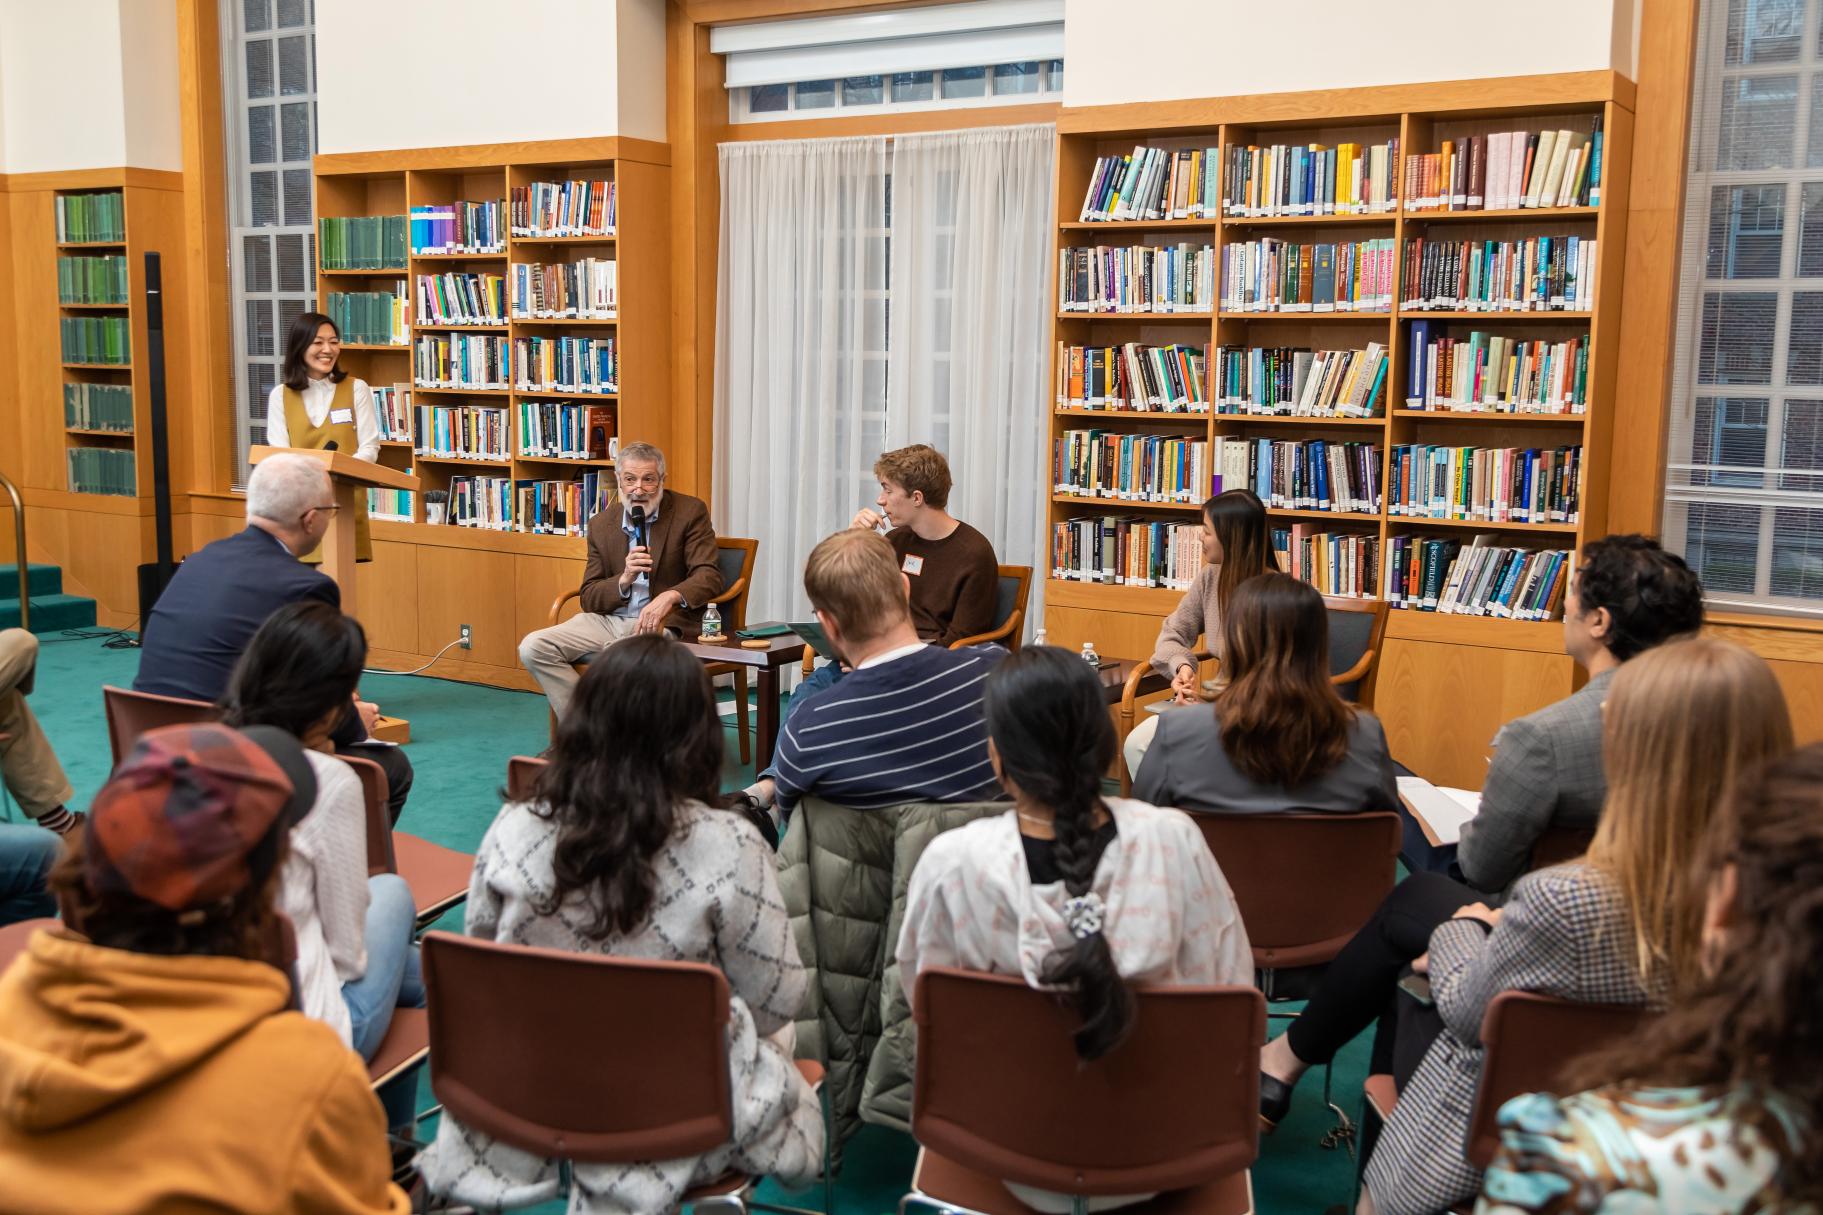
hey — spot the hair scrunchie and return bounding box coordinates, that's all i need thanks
[1063,892,1105,940]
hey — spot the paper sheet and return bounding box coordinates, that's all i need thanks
[1397,776,1481,846]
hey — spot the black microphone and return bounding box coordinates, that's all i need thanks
[630,504,648,550]
[324,440,339,452]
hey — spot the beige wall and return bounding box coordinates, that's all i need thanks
[0,0,181,173]
[314,0,667,154]
[1060,0,1638,107]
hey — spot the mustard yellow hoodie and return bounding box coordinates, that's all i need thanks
[0,928,409,1214]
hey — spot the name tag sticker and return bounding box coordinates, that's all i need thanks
[329,408,355,424]
[902,555,924,576]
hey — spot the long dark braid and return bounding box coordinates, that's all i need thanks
[984,646,1134,1060]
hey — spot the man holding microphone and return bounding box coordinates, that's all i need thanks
[517,442,723,719]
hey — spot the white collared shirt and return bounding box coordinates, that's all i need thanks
[266,377,380,461]
[855,641,928,671]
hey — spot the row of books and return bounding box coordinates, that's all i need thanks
[410,201,505,255]
[1051,516,1203,589]
[509,259,617,320]
[318,216,408,271]
[415,273,506,327]
[1222,141,1400,218]
[414,404,509,461]
[1221,238,1396,313]
[366,487,414,522]
[326,286,410,346]
[510,180,615,238]
[1053,430,1209,503]
[61,316,130,364]
[414,334,508,390]
[1402,236,1595,313]
[1213,343,1388,417]
[55,192,125,244]
[1058,244,1214,314]
[372,385,410,441]
[519,402,616,460]
[516,472,616,536]
[64,383,133,431]
[1214,437,1381,514]
[513,335,618,395]
[1055,343,1209,413]
[1386,536,1571,619]
[1405,323,1588,414]
[448,475,513,530]
[1403,120,1603,213]
[67,446,135,496]
[1078,146,1220,221]
[1273,526,1378,599]
[1388,444,1583,524]
[58,254,128,304]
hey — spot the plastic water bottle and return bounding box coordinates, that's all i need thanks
[1032,628,1048,649]
[1080,641,1102,668]
[701,602,723,641]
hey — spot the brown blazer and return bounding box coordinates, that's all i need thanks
[578,490,723,634]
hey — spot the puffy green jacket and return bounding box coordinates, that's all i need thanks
[776,796,1004,1149]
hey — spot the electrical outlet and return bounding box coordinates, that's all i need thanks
[459,624,472,649]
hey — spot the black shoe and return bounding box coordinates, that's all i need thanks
[730,792,779,850]
[1259,1071,1294,1132]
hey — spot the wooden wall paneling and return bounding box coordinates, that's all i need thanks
[414,544,518,668]
[125,183,195,504]
[615,157,677,471]
[12,190,64,494]
[177,0,234,497]
[1580,99,1635,542]
[513,553,588,645]
[719,102,1060,143]
[0,176,19,492]
[668,4,726,500]
[1376,637,1576,787]
[315,137,646,178]
[353,539,421,655]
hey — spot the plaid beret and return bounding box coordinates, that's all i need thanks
[86,723,317,912]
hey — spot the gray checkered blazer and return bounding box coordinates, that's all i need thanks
[1457,670,1615,895]
[1362,862,1666,1215]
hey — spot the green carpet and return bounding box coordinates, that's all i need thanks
[14,631,1374,1214]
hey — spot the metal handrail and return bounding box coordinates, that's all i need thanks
[0,470,25,632]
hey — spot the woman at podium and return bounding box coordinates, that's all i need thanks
[266,311,379,563]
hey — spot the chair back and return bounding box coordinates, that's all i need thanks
[947,564,1034,651]
[712,538,759,632]
[1323,597,1386,703]
[911,967,1263,1197]
[422,932,735,1162]
[338,753,398,877]
[102,685,218,765]
[1529,824,1595,871]
[1467,991,1653,1167]
[506,754,548,804]
[1192,811,1402,971]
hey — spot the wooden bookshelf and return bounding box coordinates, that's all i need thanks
[1047,78,1633,783]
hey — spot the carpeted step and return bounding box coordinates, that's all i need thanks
[0,564,63,599]
[0,593,97,634]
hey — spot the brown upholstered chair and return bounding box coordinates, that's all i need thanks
[505,754,548,804]
[901,967,1264,1215]
[341,754,473,930]
[102,685,218,765]
[420,931,830,1214]
[368,1006,431,1092]
[547,537,759,760]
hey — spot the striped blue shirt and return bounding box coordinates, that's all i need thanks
[772,644,1005,812]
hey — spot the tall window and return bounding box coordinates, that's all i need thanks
[221,0,319,487]
[1667,0,1823,614]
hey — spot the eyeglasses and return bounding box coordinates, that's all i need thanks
[619,473,662,489]
[301,504,341,522]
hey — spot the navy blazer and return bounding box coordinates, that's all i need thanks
[135,525,343,710]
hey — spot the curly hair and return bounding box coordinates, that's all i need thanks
[1573,534,1704,661]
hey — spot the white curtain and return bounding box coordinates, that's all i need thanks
[886,124,1055,622]
[714,136,890,623]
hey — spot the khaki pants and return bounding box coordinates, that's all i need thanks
[1122,712,1161,786]
[517,612,642,719]
[0,630,74,820]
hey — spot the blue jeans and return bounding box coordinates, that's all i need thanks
[342,873,425,1131]
[0,824,59,926]
[760,662,847,784]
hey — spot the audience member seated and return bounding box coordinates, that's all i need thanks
[1476,743,1823,1214]
[133,452,415,824]
[219,601,422,1132]
[2,627,80,836]
[735,529,1002,823]
[1121,488,1276,777]
[1455,535,1704,894]
[1326,638,1791,1215]
[1133,572,1397,817]
[516,441,722,720]
[418,636,821,1213]
[0,723,408,1214]
[0,825,58,927]
[898,644,1252,1213]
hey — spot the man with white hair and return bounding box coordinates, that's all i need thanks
[134,453,416,821]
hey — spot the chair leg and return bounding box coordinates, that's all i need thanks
[735,669,752,767]
[1320,1060,1357,1158]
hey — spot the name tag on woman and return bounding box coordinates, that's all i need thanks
[330,408,354,424]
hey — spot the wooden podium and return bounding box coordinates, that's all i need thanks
[248,445,419,621]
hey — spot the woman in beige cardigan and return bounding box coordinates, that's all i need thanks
[1122,488,1276,778]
